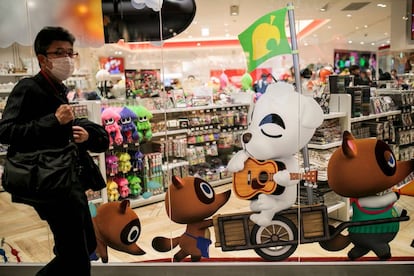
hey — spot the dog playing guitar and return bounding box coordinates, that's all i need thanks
[227,82,323,227]
[233,158,318,200]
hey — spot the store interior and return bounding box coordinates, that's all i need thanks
[1,0,414,275]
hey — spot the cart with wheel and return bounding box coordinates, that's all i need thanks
[212,205,409,261]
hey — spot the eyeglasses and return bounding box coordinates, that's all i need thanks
[45,49,79,58]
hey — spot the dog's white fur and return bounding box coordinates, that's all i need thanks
[227,82,323,226]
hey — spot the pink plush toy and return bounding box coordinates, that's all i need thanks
[114,177,130,198]
[101,107,123,146]
[105,154,119,176]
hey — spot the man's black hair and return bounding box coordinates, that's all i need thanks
[34,26,75,55]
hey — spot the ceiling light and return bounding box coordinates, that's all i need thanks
[201,28,209,36]
[377,4,387,8]
[320,4,328,12]
[230,5,239,16]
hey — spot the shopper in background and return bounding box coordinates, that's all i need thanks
[0,26,109,276]
[359,70,372,86]
[349,64,364,85]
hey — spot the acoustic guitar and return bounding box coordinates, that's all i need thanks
[232,158,318,200]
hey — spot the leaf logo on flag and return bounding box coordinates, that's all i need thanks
[238,8,292,72]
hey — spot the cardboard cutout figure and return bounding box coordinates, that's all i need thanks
[152,176,231,261]
[92,200,145,263]
[227,82,323,226]
[326,131,414,260]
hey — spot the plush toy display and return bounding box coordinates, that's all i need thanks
[91,200,145,263]
[117,152,132,174]
[105,154,119,175]
[101,107,123,146]
[119,106,139,143]
[227,82,324,227]
[114,177,130,198]
[152,175,231,261]
[127,175,142,197]
[106,179,119,202]
[326,131,414,260]
[129,105,153,142]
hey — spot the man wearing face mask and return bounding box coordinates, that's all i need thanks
[0,26,109,275]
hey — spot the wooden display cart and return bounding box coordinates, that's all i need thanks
[213,205,409,261]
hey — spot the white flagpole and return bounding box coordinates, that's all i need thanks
[286,2,314,205]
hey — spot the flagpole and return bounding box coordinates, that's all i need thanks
[286,2,314,205]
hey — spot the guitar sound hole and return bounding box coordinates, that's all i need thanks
[258,171,269,184]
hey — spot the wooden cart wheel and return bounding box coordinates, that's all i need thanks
[251,215,298,261]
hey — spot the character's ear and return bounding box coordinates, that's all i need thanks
[300,96,324,129]
[119,199,130,214]
[172,175,184,189]
[342,131,357,158]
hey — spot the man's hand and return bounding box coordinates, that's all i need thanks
[72,126,89,143]
[55,104,74,125]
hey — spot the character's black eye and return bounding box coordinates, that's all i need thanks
[121,117,132,124]
[104,118,115,125]
[376,140,396,176]
[121,219,141,245]
[194,178,215,204]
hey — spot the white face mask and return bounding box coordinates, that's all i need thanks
[47,57,74,81]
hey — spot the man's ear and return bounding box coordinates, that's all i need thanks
[37,54,48,69]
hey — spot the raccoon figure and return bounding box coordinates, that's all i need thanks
[152,176,231,261]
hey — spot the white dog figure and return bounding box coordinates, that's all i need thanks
[227,82,323,226]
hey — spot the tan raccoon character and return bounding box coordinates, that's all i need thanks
[325,131,414,260]
[152,176,231,261]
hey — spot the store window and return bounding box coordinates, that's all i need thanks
[0,1,413,273]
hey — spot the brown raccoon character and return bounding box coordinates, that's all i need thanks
[92,200,145,263]
[324,131,414,260]
[152,175,231,262]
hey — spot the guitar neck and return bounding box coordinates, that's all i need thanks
[290,172,303,180]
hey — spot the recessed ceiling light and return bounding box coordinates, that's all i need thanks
[230,5,239,16]
[201,28,209,36]
[371,42,375,46]
[347,14,352,18]
[377,4,387,8]
[348,40,353,44]
[360,41,364,45]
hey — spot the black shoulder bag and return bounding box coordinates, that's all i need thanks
[3,142,79,203]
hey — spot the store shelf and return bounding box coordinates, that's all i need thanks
[350,110,401,123]
[89,198,103,204]
[151,103,250,115]
[322,111,346,120]
[308,140,341,150]
[0,73,31,77]
[128,177,232,208]
[152,129,188,137]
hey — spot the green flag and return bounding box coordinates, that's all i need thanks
[238,8,292,72]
